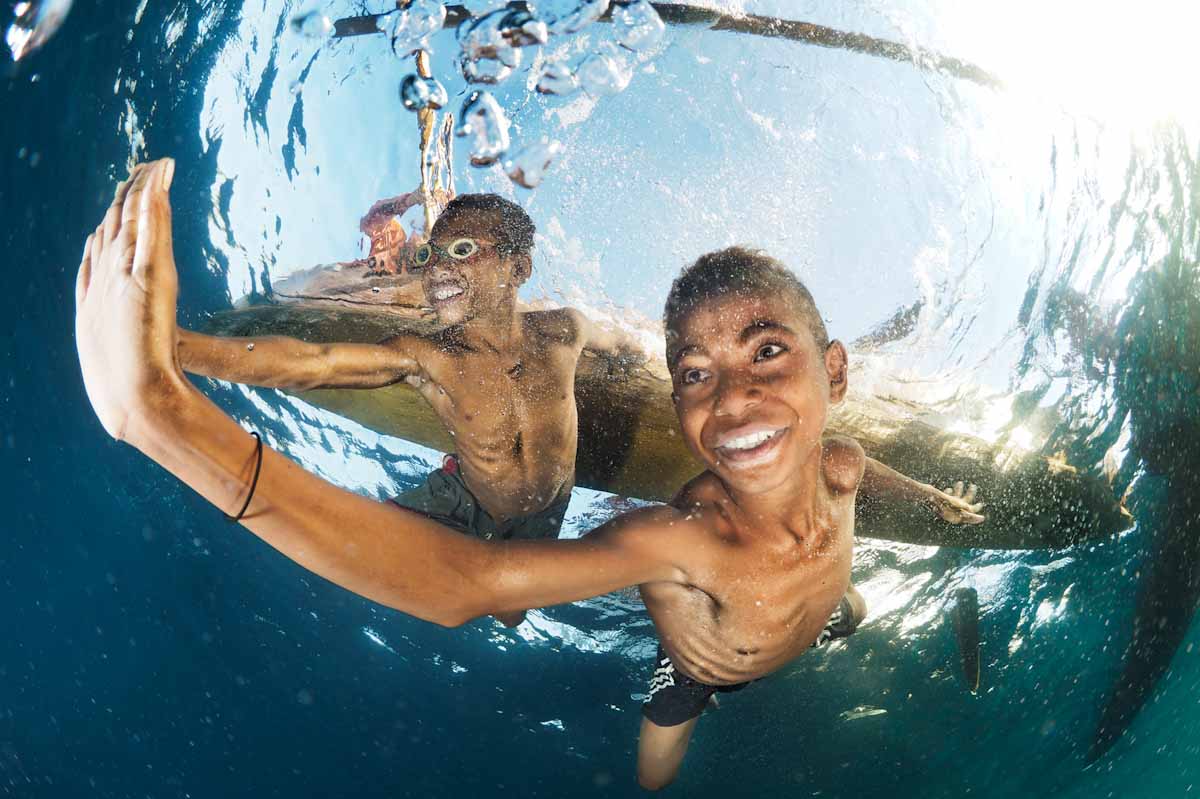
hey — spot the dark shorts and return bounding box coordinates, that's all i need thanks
[390,455,569,541]
[641,595,861,727]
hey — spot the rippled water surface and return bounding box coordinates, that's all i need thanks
[2,1,1199,796]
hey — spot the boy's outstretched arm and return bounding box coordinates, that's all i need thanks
[177,328,420,391]
[76,160,686,627]
[859,457,986,524]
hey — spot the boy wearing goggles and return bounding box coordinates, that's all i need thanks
[79,161,983,789]
[176,190,640,625]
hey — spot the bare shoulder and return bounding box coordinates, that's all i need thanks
[669,471,738,529]
[671,471,722,509]
[582,503,705,581]
[821,435,866,495]
[524,307,586,348]
[377,331,449,369]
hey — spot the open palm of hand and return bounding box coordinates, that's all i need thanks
[928,481,986,525]
[75,159,185,442]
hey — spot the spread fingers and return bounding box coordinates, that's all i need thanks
[100,170,138,246]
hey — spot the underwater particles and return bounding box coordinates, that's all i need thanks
[6,0,73,61]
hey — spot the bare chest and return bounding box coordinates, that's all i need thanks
[419,347,577,442]
[644,520,854,683]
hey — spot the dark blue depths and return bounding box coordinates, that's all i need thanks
[3,2,1200,798]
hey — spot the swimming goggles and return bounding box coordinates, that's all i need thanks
[413,238,484,268]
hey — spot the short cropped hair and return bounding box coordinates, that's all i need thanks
[437,193,536,258]
[664,247,829,351]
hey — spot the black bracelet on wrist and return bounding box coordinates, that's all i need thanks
[226,431,263,523]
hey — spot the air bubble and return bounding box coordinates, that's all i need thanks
[462,56,516,85]
[536,60,579,95]
[613,0,664,51]
[290,9,334,39]
[578,48,632,96]
[504,138,564,189]
[455,90,511,167]
[387,0,446,56]
[530,0,609,35]
[400,74,449,110]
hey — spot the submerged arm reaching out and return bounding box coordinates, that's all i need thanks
[858,457,986,524]
[76,159,687,626]
[176,329,421,391]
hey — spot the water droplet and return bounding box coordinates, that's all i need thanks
[455,90,511,166]
[290,9,334,39]
[387,0,446,56]
[613,0,664,50]
[536,60,579,95]
[529,0,608,35]
[5,0,73,62]
[462,56,516,85]
[578,48,632,96]
[504,138,564,189]
[498,8,549,48]
[246,343,256,352]
[456,7,545,85]
[400,73,448,110]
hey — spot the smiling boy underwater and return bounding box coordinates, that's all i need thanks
[75,160,983,788]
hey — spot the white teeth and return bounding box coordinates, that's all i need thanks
[432,286,464,301]
[722,430,775,451]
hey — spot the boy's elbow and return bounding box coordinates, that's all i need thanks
[638,770,677,791]
[429,605,480,629]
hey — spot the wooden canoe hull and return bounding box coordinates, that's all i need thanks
[205,302,1131,549]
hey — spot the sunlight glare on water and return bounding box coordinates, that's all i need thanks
[931,0,1200,132]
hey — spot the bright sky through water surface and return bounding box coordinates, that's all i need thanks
[189,0,1193,464]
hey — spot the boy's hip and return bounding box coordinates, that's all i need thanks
[390,454,569,541]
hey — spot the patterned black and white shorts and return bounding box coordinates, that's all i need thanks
[641,595,860,727]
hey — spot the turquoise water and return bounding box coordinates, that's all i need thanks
[2,1,1198,796]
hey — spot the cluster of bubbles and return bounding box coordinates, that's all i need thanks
[421,0,665,188]
[291,0,665,189]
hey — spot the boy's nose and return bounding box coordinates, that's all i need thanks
[713,370,764,417]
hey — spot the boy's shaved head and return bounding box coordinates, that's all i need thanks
[436,193,536,258]
[664,247,829,351]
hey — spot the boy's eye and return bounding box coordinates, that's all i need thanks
[754,343,787,362]
[449,238,479,259]
[680,368,708,385]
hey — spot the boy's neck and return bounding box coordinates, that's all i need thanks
[460,293,523,353]
[723,442,825,544]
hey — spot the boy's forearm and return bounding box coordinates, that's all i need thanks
[859,457,934,503]
[177,329,327,389]
[128,383,489,626]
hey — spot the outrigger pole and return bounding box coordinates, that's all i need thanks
[332,2,1004,90]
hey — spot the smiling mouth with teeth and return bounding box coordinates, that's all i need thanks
[713,427,789,466]
[429,284,466,302]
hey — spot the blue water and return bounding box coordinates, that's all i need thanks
[3,1,1199,796]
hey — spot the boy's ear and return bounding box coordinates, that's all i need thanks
[509,252,532,286]
[825,340,848,403]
